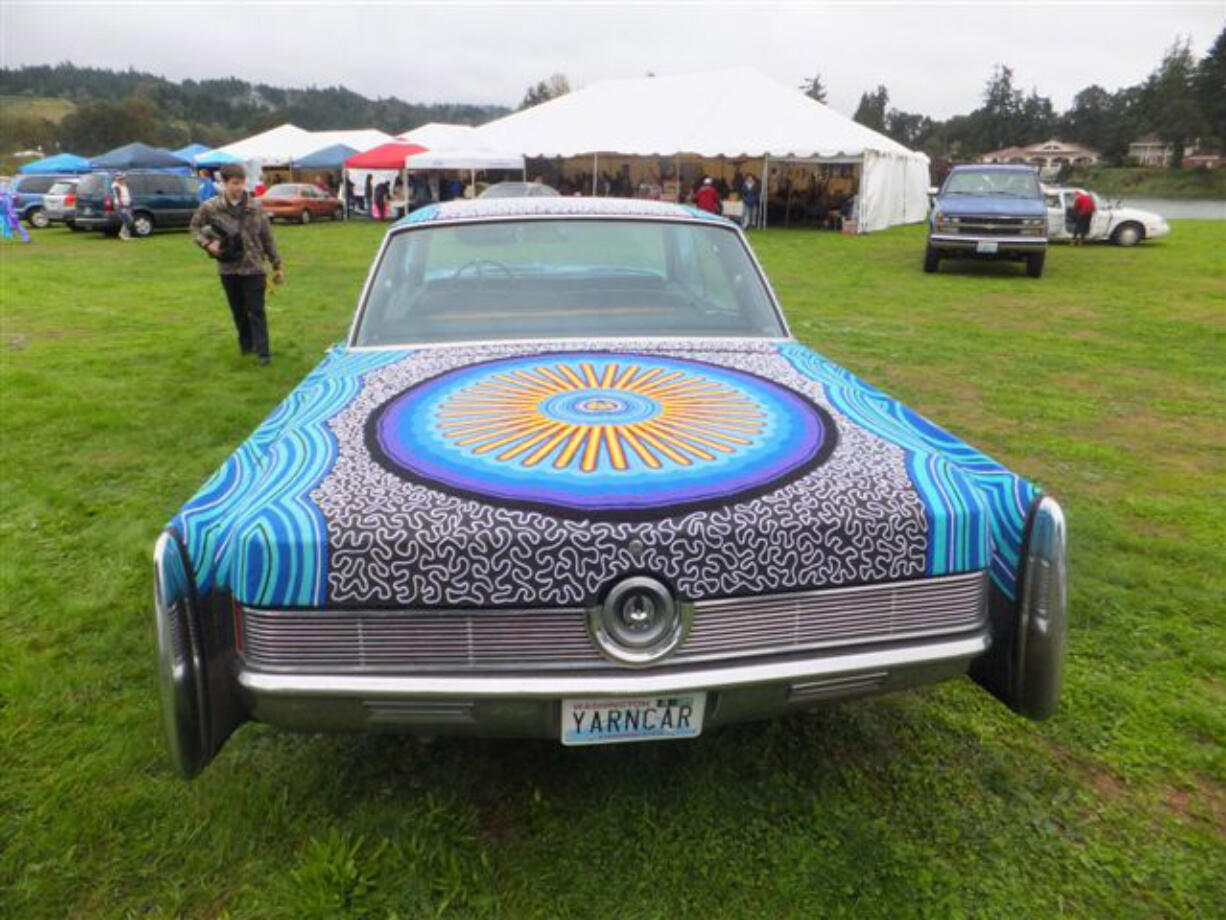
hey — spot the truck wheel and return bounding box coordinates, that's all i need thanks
[1112,223,1143,247]
[1026,252,1046,278]
[923,245,940,273]
[28,207,49,229]
[132,213,155,237]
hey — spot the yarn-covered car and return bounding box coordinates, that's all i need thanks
[155,198,1068,777]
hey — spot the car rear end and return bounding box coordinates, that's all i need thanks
[42,179,80,226]
[72,172,120,232]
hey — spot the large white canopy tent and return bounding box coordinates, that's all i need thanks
[475,68,930,232]
[399,123,525,193]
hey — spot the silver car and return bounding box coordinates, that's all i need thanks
[42,178,80,228]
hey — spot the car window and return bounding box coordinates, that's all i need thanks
[127,175,154,195]
[148,174,183,195]
[355,219,784,346]
[266,184,298,197]
[1044,193,1061,208]
[77,174,107,196]
[48,181,76,195]
[944,170,1039,198]
[19,177,57,194]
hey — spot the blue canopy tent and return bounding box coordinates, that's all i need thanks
[193,148,243,168]
[91,142,192,171]
[293,143,359,170]
[173,143,212,161]
[18,152,92,174]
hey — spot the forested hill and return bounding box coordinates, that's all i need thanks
[0,63,511,155]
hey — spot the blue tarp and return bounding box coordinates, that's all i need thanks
[91,142,192,170]
[193,148,244,168]
[17,152,93,174]
[174,143,212,160]
[293,143,359,169]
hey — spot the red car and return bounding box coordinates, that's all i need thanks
[258,183,342,223]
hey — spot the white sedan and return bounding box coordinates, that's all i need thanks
[1043,186,1170,246]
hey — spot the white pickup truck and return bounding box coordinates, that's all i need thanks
[1043,186,1170,246]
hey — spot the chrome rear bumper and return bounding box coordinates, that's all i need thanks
[237,630,990,737]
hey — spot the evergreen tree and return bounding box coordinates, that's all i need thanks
[1143,36,1205,168]
[798,73,828,103]
[1194,26,1226,148]
[853,85,889,132]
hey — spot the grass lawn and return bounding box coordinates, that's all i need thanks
[2,217,1223,918]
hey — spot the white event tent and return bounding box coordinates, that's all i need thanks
[475,68,931,232]
[398,123,525,176]
[217,124,394,183]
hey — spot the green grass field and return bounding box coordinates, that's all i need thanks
[2,218,1223,918]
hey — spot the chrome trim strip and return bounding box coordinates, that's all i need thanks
[929,235,1047,246]
[238,632,990,699]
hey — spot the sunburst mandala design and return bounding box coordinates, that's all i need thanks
[436,360,765,473]
[366,353,836,519]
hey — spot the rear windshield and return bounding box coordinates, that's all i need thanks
[77,174,108,196]
[354,218,784,347]
[265,184,300,197]
[48,181,77,195]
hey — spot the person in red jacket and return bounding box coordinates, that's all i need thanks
[1072,189,1095,246]
[694,177,721,214]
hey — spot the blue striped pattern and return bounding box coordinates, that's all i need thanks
[780,343,1037,600]
[170,347,408,606]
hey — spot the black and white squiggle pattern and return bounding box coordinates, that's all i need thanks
[313,341,929,608]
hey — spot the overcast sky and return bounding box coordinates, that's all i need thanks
[3,1,1222,120]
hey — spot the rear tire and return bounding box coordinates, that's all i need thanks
[1026,251,1046,278]
[28,207,49,229]
[132,213,155,238]
[922,245,940,273]
[1112,222,1143,247]
[299,209,311,225]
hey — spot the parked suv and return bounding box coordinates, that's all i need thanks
[925,165,1048,278]
[74,171,202,237]
[11,174,77,229]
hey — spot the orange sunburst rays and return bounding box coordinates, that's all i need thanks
[434,361,767,473]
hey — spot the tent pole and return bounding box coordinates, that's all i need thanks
[471,168,476,198]
[592,153,598,196]
[761,155,769,229]
[675,153,680,202]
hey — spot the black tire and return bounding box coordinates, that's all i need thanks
[131,213,155,237]
[1112,222,1144,247]
[299,209,311,225]
[1026,251,1046,278]
[333,207,343,221]
[69,221,85,232]
[28,207,49,229]
[923,245,940,273]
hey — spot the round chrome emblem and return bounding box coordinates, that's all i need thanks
[588,576,689,666]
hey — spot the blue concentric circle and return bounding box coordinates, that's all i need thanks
[366,352,837,520]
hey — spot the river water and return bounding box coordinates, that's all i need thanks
[1116,198,1226,220]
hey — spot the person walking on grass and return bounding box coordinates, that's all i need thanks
[111,173,134,240]
[1072,189,1095,246]
[189,163,284,366]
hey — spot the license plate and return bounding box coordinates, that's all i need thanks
[561,694,706,746]
[976,240,999,254]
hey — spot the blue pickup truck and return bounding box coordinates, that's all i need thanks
[924,165,1048,278]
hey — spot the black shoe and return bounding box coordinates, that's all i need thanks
[258,355,271,366]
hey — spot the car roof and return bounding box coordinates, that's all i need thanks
[392,196,730,228]
[950,164,1039,173]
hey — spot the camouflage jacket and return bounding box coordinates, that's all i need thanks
[189,193,282,276]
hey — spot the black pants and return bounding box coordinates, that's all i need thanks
[220,273,269,358]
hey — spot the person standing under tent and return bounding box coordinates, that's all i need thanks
[190,163,284,366]
[740,174,760,228]
[364,174,373,214]
[111,173,135,240]
[694,177,721,214]
[197,168,217,204]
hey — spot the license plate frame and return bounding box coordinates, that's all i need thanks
[561,694,706,746]
[976,240,999,254]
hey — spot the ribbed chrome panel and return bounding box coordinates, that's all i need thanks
[240,572,986,673]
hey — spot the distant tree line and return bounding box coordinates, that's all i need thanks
[848,28,1225,166]
[0,63,510,156]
